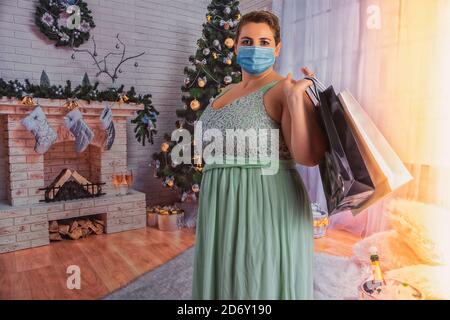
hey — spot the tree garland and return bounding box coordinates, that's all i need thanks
[0,72,158,145]
[35,0,95,47]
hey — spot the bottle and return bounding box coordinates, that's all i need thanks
[369,246,386,287]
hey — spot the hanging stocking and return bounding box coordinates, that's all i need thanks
[100,104,115,150]
[63,108,94,153]
[21,105,57,154]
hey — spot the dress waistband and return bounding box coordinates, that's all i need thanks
[203,157,297,173]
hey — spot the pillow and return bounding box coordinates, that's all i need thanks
[385,198,450,266]
[352,229,424,271]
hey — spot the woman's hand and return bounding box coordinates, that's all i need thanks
[282,67,316,103]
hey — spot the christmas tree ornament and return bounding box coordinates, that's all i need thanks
[203,48,210,56]
[118,93,129,104]
[236,13,241,20]
[213,39,220,47]
[224,6,231,14]
[184,77,191,86]
[197,77,207,88]
[100,104,115,150]
[207,15,212,22]
[21,95,34,106]
[212,52,218,59]
[220,19,234,29]
[192,184,200,193]
[64,98,79,112]
[164,176,175,188]
[63,108,94,153]
[190,98,201,111]
[224,75,232,84]
[224,58,232,65]
[161,142,170,153]
[224,38,234,49]
[21,105,58,154]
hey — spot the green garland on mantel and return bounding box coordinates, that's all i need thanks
[0,71,158,145]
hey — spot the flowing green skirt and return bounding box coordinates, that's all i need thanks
[191,159,314,300]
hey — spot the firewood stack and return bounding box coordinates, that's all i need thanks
[49,217,105,241]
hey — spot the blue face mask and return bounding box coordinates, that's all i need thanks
[236,46,276,75]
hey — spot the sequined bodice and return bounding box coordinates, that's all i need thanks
[198,80,293,161]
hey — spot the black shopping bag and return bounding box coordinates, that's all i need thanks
[305,76,375,216]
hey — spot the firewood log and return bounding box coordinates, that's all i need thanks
[58,224,70,235]
[92,222,104,235]
[47,169,72,200]
[69,220,78,233]
[68,227,83,240]
[77,219,88,227]
[81,227,92,238]
[49,221,59,233]
[50,232,63,241]
[72,170,98,194]
[94,219,105,226]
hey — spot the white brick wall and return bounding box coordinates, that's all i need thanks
[0,0,272,206]
[240,0,273,13]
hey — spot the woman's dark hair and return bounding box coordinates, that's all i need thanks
[235,10,281,45]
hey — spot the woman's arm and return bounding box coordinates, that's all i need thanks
[280,69,328,167]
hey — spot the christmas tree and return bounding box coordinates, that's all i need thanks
[151,0,242,202]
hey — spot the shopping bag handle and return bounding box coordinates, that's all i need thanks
[304,76,327,92]
[304,76,327,107]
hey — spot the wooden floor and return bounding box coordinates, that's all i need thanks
[0,227,360,300]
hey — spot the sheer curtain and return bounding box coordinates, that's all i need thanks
[272,0,450,237]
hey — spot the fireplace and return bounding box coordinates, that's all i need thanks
[0,98,147,253]
[39,168,105,203]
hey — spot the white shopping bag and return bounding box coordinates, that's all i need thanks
[338,90,413,215]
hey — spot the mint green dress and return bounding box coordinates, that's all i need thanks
[192,80,314,300]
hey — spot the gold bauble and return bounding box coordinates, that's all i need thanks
[198,79,206,88]
[118,94,129,104]
[225,59,232,65]
[161,142,170,152]
[207,15,212,22]
[64,99,79,112]
[212,52,218,59]
[21,96,34,106]
[236,14,241,20]
[224,38,234,49]
[190,99,200,111]
[167,180,174,188]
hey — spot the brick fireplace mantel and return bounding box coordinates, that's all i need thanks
[0,98,147,253]
[0,97,142,117]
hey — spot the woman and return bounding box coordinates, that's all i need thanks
[192,10,328,300]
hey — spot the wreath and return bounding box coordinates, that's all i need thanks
[35,0,95,47]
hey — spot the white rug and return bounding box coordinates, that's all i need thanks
[313,253,370,300]
[104,246,369,300]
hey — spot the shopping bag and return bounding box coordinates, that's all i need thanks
[338,90,413,216]
[304,76,375,216]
